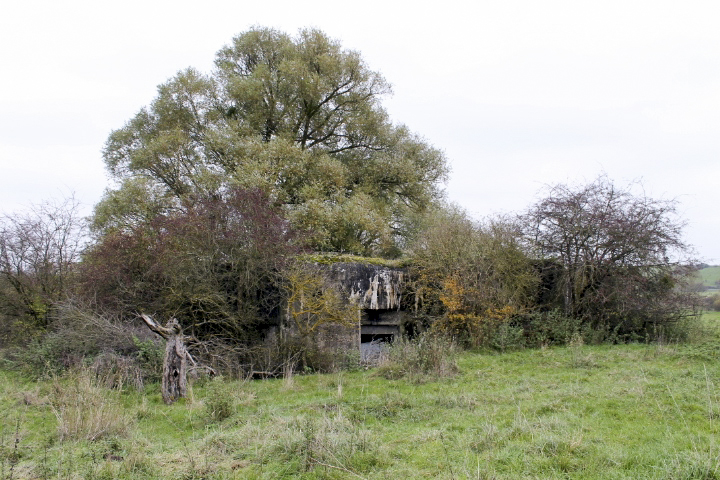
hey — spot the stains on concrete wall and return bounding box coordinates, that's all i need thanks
[325,262,405,310]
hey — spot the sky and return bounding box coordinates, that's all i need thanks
[1,0,719,262]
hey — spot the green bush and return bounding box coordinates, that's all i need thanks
[521,309,580,347]
[132,336,164,384]
[245,333,361,378]
[706,293,720,311]
[1,303,164,386]
[490,321,526,352]
[204,377,236,423]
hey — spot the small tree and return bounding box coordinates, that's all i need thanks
[522,176,699,338]
[0,197,86,336]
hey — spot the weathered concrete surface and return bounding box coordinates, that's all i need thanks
[325,262,405,310]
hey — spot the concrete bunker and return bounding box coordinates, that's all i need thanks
[324,261,409,347]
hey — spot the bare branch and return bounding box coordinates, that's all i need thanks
[139,313,179,339]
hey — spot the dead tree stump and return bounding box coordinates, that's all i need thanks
[160,319,187,404]
[140,314,189,404]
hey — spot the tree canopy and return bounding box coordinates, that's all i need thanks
[96,27,448,257]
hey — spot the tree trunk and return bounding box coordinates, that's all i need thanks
[140,314,188,404]
[162,333,188,404]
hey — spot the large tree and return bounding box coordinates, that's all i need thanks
[522,176,698,338]
[96,27,447,256]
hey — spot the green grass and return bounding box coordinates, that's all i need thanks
[3,321,720,478]
[697,266,720,288]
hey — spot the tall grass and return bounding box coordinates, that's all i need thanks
[375,332,458,382]
[50,368,133,442]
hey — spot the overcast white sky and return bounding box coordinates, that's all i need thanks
[2,0,719,261]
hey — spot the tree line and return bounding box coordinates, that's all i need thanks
[0,27,700,377]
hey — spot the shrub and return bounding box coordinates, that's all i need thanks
[131,336,164,384]
[2,302,161,383]
[705,293,720,311]
[522,176,700,336]
[91,352,144,390]
[243,330,361,378]
[0,196,86,331]
[521,309,580,347]
[490,321,526,352]
[409,206,539,348]
[204,377,236,423]
[84,187,300,341]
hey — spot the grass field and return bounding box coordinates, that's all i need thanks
[2,317,720,479]
[697,266,720,289]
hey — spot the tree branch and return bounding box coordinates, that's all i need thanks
[139,313,179,339]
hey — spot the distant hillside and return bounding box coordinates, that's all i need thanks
[697,266,720,288]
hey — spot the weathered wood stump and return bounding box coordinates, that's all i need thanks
[140,314,190,404]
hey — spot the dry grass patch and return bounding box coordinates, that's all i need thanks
[50,368,133,442]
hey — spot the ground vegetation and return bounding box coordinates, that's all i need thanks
[0,30,705,389]
[1,313,719,478]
